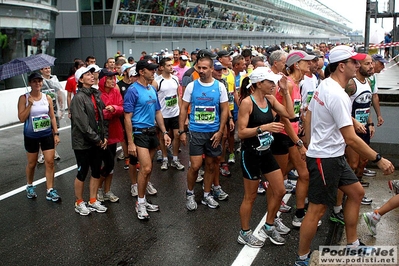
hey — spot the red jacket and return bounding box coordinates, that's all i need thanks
[98,77,124,145]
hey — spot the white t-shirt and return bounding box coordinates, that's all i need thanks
[300,74,318,109]
[155,74,180,118]
[307,77,353,158]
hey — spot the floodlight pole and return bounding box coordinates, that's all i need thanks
[364,0,371,53]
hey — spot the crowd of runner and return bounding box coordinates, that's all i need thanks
[19,42,399,266]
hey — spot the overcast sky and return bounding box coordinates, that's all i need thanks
[318,0,394,32]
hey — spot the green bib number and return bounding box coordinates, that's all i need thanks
[165,95,177,108]
[32,115,51,132]
[194,106,216,124]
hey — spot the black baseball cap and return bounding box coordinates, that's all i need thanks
[217,50,234,58]
[98,68,118,80]
[28,72,43,82]
[136,59,159,72]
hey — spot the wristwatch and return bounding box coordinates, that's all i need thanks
[256,127,263,134]
[163,131,168,135]
[295,139,304,148]
[372,153,382,163]
[178,130,186,136]
[53,132,59,136]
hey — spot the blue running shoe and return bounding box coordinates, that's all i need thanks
[26,185,37,199]
[46,189,60,202]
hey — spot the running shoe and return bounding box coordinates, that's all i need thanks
[257,181,266,194]
[258,225,285,245]
[117,151,125,161]
[26,185,37,199]
[97,188,104,202]
[361,196,373,205]
[201,195,219,208]
[161,160,168,170]
[363,212,379,235]
[146,182,157,195]
[236,142,241,153]
[37,154,44,164]
[145,200,159,212]
[131,184,138,197]
[388,180,399,195]
[136,202,149,220]
[104,191,119,203]
[87,200,107,213]
[330,210,345,225]
[196,173,204,183]
[198,167,205,176]
[279,201,291,213]
[294,254,311,266]
[237,230,264,248]
[213,187,229,201]
[363,168,376,177]
[228,153,235,164]
[292,215,322,227]
[124,158,129,170]
[54,150,61,160]
[171,159,185,170]
[156,150,163,162]
[274,218,291,235]
[186,192,197,211]
[219,163,231,177]
[288,170,299,180]
[75,201,90,216]
[360,180,370,187]
[285,180,296,193]
[46,189,60,202]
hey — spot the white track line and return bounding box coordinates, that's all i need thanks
[0,124,71,132]
[231,193,292,266]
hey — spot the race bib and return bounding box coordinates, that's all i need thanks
[355,107,370,125]
[306,91,314,104]
[194,106,216,124]
[256,131,274,151]
[32,114,51,132]
[294,99,301,117]
[165,94,177,108]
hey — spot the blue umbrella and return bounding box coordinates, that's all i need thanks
[0,53,56,81]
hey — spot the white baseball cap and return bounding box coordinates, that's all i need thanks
[329,45,367,63]
[75,67,96,83]
[249,67,282,84]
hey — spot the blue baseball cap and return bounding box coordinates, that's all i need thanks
[213,60,226,71]
[372,54,389,64]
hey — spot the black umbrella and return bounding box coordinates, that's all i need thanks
[0,54,56,88]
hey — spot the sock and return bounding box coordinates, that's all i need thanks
[47,188,53,193]
[373,210,381,220]
[173,156,178,161]
[333,205,342,214]
[187,189,194,195]
[213,185,221,190]
[131,183,137,187]
[347,239,360,247]
[241,229,250,234]
[138,197,146,204]
[204,192,210,198]
[27,184,33,187]
[163,157,168,162]
[76,199,84,205]
[89,197,97,204]
[299,252,310,260]
[296,208,305,218]
[265,223,273,230]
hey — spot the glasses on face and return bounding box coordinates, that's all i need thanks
[342,59,358,65]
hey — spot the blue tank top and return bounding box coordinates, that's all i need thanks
[24,93,52,138]
[189,79,221,133]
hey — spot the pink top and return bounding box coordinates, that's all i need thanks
[275,76,301,135]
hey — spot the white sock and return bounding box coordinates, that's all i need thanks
[204,192,210,198]
[299,252,310,260]
[213,185,221,190]
[333,205,342,214]
[138,197,146,204]
[163,157,168,162]
[47,188,53,193]
[373,211,381,220]
[187,189,194,195]
[173,156,178,161]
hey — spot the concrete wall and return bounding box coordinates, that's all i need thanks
[0,81,67,127]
